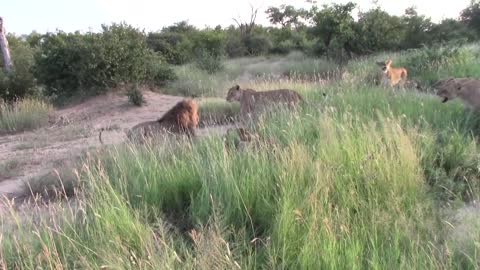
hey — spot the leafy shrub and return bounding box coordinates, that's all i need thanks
[244,34,272,56]
[225,33,248,57]
[146,21,198,65]
[146,32,194,65]
[397,43,476,84]
[195,50,224,74]
[402,44,468,73]
[270,39,295,54]
[126,84,145,106]
[34,23,154,100]
[145,53,177,86]
[193,30,226,58]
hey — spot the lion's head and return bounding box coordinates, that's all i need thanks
[226,85,243,102]
[432,78,461,103]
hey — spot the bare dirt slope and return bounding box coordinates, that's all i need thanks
[0,91,230,198]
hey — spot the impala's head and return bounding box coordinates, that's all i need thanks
[376,59,393,73]
[226,84,243,102]
[432,78,461,103]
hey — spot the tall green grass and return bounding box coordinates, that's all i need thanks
[0,98,52,134]
[3,83,480,268]
[347,43,480,90]
[3,46,480,269]
[198,98,240,126]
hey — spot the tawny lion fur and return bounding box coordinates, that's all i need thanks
[126,98,199,142]
[433,77,480,111]
[127,99,198,139]
[376,59,408,88]
[225,127,275,152]
[225,84,304,118]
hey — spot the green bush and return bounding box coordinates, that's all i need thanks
[193,30,226,58]
[34,23,155,100]
[225,32,248,57]
[397,43,479,84]
[402,44,468,73]
[145,53,177,86]
[146,32,194,65]
[244,34,272,56]
[195,50,224,74]
[146,21,198,65]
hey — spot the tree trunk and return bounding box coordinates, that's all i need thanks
[0,17,12,73]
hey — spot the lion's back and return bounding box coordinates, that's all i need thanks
[257,89,302,101]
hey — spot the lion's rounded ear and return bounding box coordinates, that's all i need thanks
[235,85,240,90]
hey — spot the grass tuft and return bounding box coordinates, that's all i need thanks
[0,98,52,134]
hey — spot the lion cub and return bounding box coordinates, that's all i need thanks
[226,84,304,118]
[433,78,480,111]
[376,59,408,88]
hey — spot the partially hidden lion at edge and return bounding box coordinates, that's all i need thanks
[433,77,480,111]
[225,84,305,118]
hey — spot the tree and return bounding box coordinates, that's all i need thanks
[0,34,37,100]
[310,2,357,55]
[428,18,475,43]
[266,5,310,29]
[0,17,12,72]
[146,21,197,65]
[232,4,259,36]
[355,8,404,53]
[461,0,480,35]
[25,31,43,48]
[401,7,433,49]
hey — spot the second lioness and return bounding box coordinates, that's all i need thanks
[226,84,305,117]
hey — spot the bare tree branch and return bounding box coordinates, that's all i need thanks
[0,17,12,73]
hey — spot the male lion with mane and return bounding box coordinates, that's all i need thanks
[433,78,480,111]
[127,99,198,140]
[125,98,199,143]
[226,84,305,118]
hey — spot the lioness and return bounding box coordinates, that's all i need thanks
[376,59,408,88]
[225,84,304,118]
[433,78,480,111]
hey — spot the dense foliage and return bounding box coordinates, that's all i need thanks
[1,1,480,101]
[33,23,175,100]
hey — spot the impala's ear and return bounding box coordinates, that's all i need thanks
[386,59,392,66]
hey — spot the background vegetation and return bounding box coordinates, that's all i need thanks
[1,1,480,269]
[2,1,480,102]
